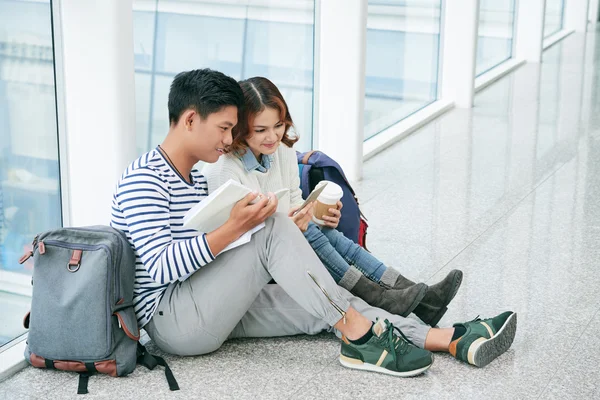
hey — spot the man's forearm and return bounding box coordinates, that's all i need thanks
[205,220,245,256]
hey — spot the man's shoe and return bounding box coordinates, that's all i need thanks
[450,311,517,367]
[339,319,434,377]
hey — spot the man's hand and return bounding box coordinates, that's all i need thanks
[206,192,278,255]
[321,200,343,229]
[288,202,315,232]
[230,192,278,233]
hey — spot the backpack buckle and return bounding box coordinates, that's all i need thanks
[67,250,82,272]
[67,263,80,272]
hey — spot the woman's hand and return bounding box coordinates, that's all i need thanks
[321,201,343,229]
[288,202,315,232]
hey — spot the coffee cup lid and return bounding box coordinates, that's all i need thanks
[317,181,343,202]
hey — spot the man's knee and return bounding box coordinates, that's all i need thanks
[163,335,224,356]
[265,212,298,235]
[150,323,224,356]
[187,339,224,356]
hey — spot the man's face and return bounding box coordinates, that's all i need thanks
[185,106,238,163]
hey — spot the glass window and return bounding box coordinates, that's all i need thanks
[0,0,61,348]
[476,0,516,76]
[538,44,562,160]
[133,1,316,155]
[544,0,565,37]
[364,0,442,140]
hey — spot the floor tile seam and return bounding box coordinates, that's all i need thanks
[536,307,600,399]
[362,115,557,206]
[287,363,332,399]
[423,159,569,283]
[0,386,43,400]
[0,371,71,398]
[361,145,461,206]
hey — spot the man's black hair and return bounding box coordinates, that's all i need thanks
[168,68,244,125]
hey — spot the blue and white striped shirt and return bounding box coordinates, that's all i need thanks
[110,148,215,328]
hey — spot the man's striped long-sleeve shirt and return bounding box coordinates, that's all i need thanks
[110,148,214,328]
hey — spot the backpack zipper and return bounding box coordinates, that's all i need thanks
[18,235,40,265]
[68,227,124,304]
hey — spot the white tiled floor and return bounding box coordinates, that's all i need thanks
[1,28,599,400]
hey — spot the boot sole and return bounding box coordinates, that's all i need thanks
[427,270,463,327]
[400,283,428,317]
[339,354,433,377]
[470,312,517,367]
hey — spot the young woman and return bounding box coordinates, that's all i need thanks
[203,77,462,326]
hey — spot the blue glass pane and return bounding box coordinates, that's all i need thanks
[155,13,245,78]
[242,19,314,150]
[476,0,516,76]
[364,0,442,140]
[133,11,155,71]
[0,0,61,346]
[544,0,565,38]
[133,1,315,153]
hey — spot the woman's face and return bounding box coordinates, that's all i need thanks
[246,107,286,159]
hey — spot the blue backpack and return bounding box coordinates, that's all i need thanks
[297,151,369,249]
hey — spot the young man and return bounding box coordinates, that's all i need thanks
[110,68,517,377]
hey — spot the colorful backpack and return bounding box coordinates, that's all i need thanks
[297,150,369,250]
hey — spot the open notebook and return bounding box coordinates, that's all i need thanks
[183,179,289,233]
[178,180,289,281]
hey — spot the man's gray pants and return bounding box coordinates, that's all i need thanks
[145,214,430,356]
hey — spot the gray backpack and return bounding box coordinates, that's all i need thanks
[20,226,179,394]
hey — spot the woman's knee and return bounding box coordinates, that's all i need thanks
[304,225,330,249]
[320,227,344,246]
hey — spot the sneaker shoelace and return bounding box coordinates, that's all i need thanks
[467,315,481,323]
[379,319,413,367]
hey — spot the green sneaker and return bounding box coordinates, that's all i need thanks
[339,319,434,377]
[450,311,517,367]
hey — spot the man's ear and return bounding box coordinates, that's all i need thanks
[183,110,196,131]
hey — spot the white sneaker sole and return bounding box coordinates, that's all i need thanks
[339,354,433,377]
[469,312,517,367]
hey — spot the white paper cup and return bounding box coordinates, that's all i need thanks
[312,181,343,225]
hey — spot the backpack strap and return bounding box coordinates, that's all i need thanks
[76,363,97,395]
[301,150,317,165]
[137,343,180,391]
[39,357,96,395]
[77,373,92,394]
[298,149,369,222]
[297,151,315,199]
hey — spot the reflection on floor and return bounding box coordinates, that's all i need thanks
[1,29,599,400]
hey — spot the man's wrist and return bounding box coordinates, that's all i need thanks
[206,219,246,256]
[223,219,245,240]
